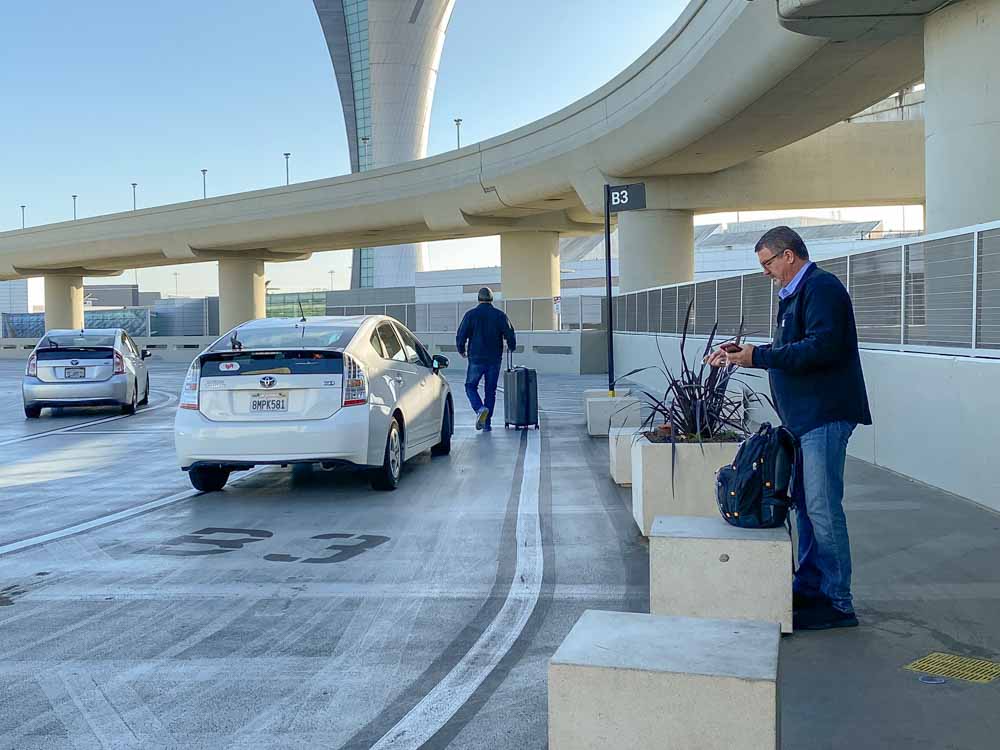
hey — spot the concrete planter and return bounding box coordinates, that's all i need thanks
[608,427,639,486]
[586,397,641,437]
[631,435,740,535]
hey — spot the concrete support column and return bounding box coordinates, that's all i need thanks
[617,209,694,293]
[218,259,266,332]
[924,0,1000,231]
[500,231,560,330]
[43,275,84,331]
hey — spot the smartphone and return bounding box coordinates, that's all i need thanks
[721,342,742,353]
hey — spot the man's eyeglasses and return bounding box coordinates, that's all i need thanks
[760,250,788,269]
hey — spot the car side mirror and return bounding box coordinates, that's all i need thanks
[141,350,152,360]
[432,354,449,371]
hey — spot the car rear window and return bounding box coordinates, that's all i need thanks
[40,334,117,348]
[201,351,344,376]
[36,349,113,360]
[209,325,356,352]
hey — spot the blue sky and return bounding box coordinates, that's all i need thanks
[1,0,689,299]
[2,1,920,303]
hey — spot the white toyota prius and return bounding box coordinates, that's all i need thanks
[174,316,454,492]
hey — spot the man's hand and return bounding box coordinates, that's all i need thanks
[726,343,755,368]
[705,348,728,368]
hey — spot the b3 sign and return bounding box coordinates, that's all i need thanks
[607,183,646,212]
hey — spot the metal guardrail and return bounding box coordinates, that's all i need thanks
[613,219,1000,360]
[322,296,606,333]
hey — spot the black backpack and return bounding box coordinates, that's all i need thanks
[715,423,799,529]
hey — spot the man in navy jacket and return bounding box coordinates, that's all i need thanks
[709,226,872,630]
[456,287,517,431]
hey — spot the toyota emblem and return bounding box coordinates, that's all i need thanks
[259,375,276,389]
[70,359,79,366]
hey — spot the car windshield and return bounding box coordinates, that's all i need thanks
[41,334,117,348]
[208,325,356,352]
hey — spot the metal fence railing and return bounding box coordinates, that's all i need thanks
[613,219,1000,359]
[321,296,607,333]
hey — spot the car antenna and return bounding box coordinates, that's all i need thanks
[297,299,307,323]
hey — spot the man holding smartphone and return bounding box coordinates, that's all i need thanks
[707,226,872,630]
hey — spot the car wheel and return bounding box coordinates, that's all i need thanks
[121,381,137,415]
[370,418,403,491]
[24,405,41,419]
[139,375,150,406]
[431,401,453,457]
[188,466,230,492]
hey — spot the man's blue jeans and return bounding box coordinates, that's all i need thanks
[465,359,501,427]
[793,420,856,614]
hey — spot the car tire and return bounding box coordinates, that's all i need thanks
[121,381,137,415]
[188,466,230,493]
[24,405,41,419]
[370,418,403,491]
[431,401,453,457]
[138,375,150,406]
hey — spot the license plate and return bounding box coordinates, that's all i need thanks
[65,368,85,379]
[249,391,288,413]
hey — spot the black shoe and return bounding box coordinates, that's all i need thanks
[792,591,827,611]
[793,603,859,631]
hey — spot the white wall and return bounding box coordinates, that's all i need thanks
[614,332,1000,514]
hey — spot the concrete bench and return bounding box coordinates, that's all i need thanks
[650,515,792,633]
[549,610,780,750]
[608,427,638,486]
[586,396,641,437]
[583,386,630,401]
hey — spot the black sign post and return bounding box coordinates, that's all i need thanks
[604,182,646,396]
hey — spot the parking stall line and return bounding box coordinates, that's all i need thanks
[0,467,267,558]
[369,427,543,750]
[0,390,178,448]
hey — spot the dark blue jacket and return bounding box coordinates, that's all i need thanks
[456,302,516,363]
[751,265,872,437]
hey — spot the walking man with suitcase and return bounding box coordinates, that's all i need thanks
[707,226,872,630]
[456,287,517,432]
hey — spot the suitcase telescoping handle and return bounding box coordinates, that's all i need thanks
[506,347,514,372]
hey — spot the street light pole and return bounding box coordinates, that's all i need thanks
[72,195,78,220]
[131,183,137,211]
[201,169,207,199]
[20,205,25,229]
[284,152,291,185]
[360,137,370,170]
[329,270,336,290]
[454,118,462,149]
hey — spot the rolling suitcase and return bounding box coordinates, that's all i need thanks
[503,351,539,430]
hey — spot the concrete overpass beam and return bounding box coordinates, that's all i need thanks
[218,259,266,332]
[617,209,694,293]
[500,232,560,330]
[44,275,85,331]
[925,0,1000,231]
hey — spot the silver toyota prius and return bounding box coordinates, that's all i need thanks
[174,316,454,492]
[22,328,151,418]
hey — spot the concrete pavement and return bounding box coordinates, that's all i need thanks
[0,361,996,749]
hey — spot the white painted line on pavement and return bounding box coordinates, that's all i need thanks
[0,390,177,447]
[370,428,543,750]
[0,467,267,558]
